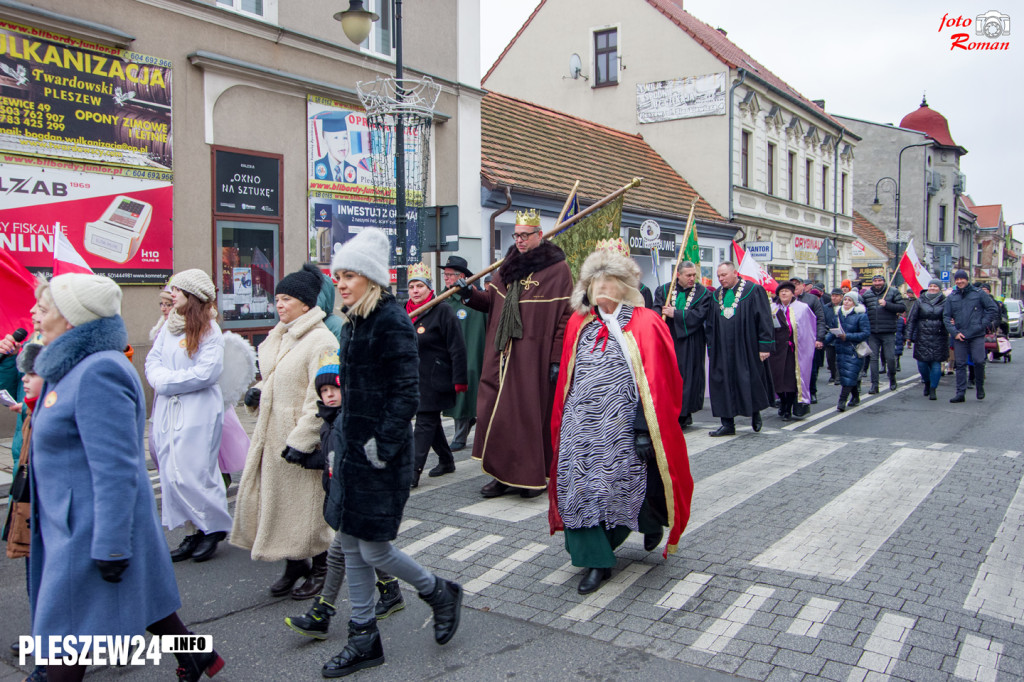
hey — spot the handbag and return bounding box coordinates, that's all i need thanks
[855,341,872,358]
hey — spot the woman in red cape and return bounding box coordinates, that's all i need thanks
[548,241,693,595]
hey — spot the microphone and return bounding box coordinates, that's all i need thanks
[2,328,28,355]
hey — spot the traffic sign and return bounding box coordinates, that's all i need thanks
[940,270,950,281]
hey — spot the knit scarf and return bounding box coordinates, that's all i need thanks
[406,291,435,322]
[494,279,524,353]
[165,309,186,335]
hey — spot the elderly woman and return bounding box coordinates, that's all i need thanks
[825,291,871,411]
[232,263,339,600]
[146,269,231,562]
[549,241,693,595]
[406,262,468,486]
[767,282,817,421]
[906,280,948,400]
[29,273,222,682]
[320,228,463,677]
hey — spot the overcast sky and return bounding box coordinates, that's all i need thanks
[480,0,1024,238]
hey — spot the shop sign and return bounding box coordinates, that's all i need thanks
[794,235,824,262]
[215,150,280,217]
[745,241,773,261]
[627,227,675,257]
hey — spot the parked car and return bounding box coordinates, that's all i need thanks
[1006,298,1022,337]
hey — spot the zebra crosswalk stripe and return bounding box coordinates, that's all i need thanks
[399,526,460,556]
[962,471,1024,625]
[953,634,1003,682]
[691,585,775,654]
[845,613,915,681]
[563,562,653,622]
[463,542,548,595]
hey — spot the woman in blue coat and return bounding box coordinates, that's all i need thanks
[824,290,871,412]
[29,273,223,682]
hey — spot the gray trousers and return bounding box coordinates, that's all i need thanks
[868,333,896,386]
[953,336,987,395]
[451,418,473,446]
[339,532,436,625]
[322,530,394,605]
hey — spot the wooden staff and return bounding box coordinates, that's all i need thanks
[408,177,642,318]
[556,179,580,224]
[664,198,698,320]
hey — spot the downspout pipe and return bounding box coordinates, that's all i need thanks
[832,127,845,291]
[487,186,512,266]
[728,68,747,223]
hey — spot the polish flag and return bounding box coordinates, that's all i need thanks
[897,238,934,295]
[732,240,778,293]
[53,229,95,276]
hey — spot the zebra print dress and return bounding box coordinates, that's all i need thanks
[557,305,645,531]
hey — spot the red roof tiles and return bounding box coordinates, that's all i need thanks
[852,211,894,259]
[971,204,1003,229]
[899,102,963,150]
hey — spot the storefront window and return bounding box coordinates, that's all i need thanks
[217,220,280,330]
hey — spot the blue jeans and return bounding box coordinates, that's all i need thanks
[916,360,942,389]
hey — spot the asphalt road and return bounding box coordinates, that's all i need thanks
[1,345,1022,681]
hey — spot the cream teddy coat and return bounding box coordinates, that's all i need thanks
[230,307,339,561]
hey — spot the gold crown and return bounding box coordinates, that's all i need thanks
[594,238,630,257]
[407,262,431,282]
[515,209,541,228]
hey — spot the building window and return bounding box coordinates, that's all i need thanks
[767,143,775,195]
[216,0,278,22]
[821,165,829,210]
[805,159,812,205]
[788,152,796,201]
[594,29,618,87]
[841,172,847,214]
[741,131,750,188]
[925,200,931,242]
[977,242,984,265]
[938,205,947,242]
[348,0,393,57]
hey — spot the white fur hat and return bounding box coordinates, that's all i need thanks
[331,228,391,288]
[50,274,122,326]
[169,268,216,303]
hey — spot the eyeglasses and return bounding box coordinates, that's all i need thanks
[513,230,539,242]
[159,301,173,308]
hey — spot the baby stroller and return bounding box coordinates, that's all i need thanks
[985,331,1012,362]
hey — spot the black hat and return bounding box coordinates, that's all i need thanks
[954,269,969,281]
[872,275,885,282]
[776,281,796,294]
[442,255,473,277]
[789,277,803,284]
[16,342,43,375]
[830,287,842,296]
[276,263,323,310]
[314,111,349,133]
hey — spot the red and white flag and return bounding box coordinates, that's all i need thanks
[732,240,778,293]
[53,230,95,276]
[897,238,934,295]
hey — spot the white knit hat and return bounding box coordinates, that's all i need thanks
[169,268,216,302]
[50,274,122,327]
[331,228,391,288]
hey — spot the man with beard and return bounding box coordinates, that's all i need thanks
[654,261,712,429]
[943,270,998,402]
[861,274,906,393]
[706,262,774,436]
[455,210,573,497]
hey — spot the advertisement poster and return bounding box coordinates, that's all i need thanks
[793,235,825,262]
[636,72,727,124]
[221,240,274,324]
[307,96,374,197]
[309,194,420,267]
[215,150,279,216]
[0,162,172,282]
[0,21,172,171]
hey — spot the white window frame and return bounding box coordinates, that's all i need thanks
[358,0,395,60]
[216,0,278,23]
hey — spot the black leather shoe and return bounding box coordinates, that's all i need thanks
[977,386,985,400]
[191,531,227,563]
[889,378,897,391]
[683,414,693,427]
[175,649,225,682]
[950,394,966,403]
[419,577,463,645]
[480,480,511,498]
[836,401,846,412]
[848,395,861,407]
[322,621,385,678]
[170,532,203,562]
[577,568,611,595]
[270,560,311,597]
[519,487,545,498]
[411,468,422,489]
[449,441,466,451]
[868,385,879,394]
[751,412,762,432]
[709,425,736,437]
[929,388,937,400]
[428,462,456,477]
[643,530,663,552]
[810,394,818,404]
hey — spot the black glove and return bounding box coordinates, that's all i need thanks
[95,558,129,583]
[243,387,261,408]
[635,433,655,464]
[453,278,472,297]
[549,363,560,384]
[281,446,310,465]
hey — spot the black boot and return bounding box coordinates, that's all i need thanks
[751,411,762,432]
[191,531,227,563]
[577,567,612,595]
[286,596,336,639]
[896,358,902,372]
[411,468,422,489]
[837,386,850,412]
[923,383,930,397]
[293,552,329,600]
[170,532,203,562]
[848,387,861,407]
[419,576,463,645]
[321,620,384,678]
[175,649,224,682]
[270,559,311,597]
[929,387,937,401]
[428,460,456,477]
[374,578,405,619]
[975,365,985,400]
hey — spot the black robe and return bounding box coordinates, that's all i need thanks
[654,281,712,417]
[707,281,775,418]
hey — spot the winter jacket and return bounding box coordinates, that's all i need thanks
[943,284,999,340]
[231,306,338,561]
[412,301,468,413]
[326,292,420,541]
[824,305,871,387]
[316,401,341,496]
[862,285,905,335]
[907,292,948,362]
[797,291,827,341]
[894,316,906,356]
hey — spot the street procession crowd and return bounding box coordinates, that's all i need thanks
[0,210,1007,681]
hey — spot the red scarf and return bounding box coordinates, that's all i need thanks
[406,290,435,322]
[24,395,38,412]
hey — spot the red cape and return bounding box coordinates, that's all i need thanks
[549,306,694,558]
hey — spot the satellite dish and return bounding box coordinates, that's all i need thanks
[566,53,587,81]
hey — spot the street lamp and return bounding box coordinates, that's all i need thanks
[336,0,408,299]
[871,176,897,215]
[871,143,932,274]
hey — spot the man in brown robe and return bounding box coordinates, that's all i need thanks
[458,210,573,498]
